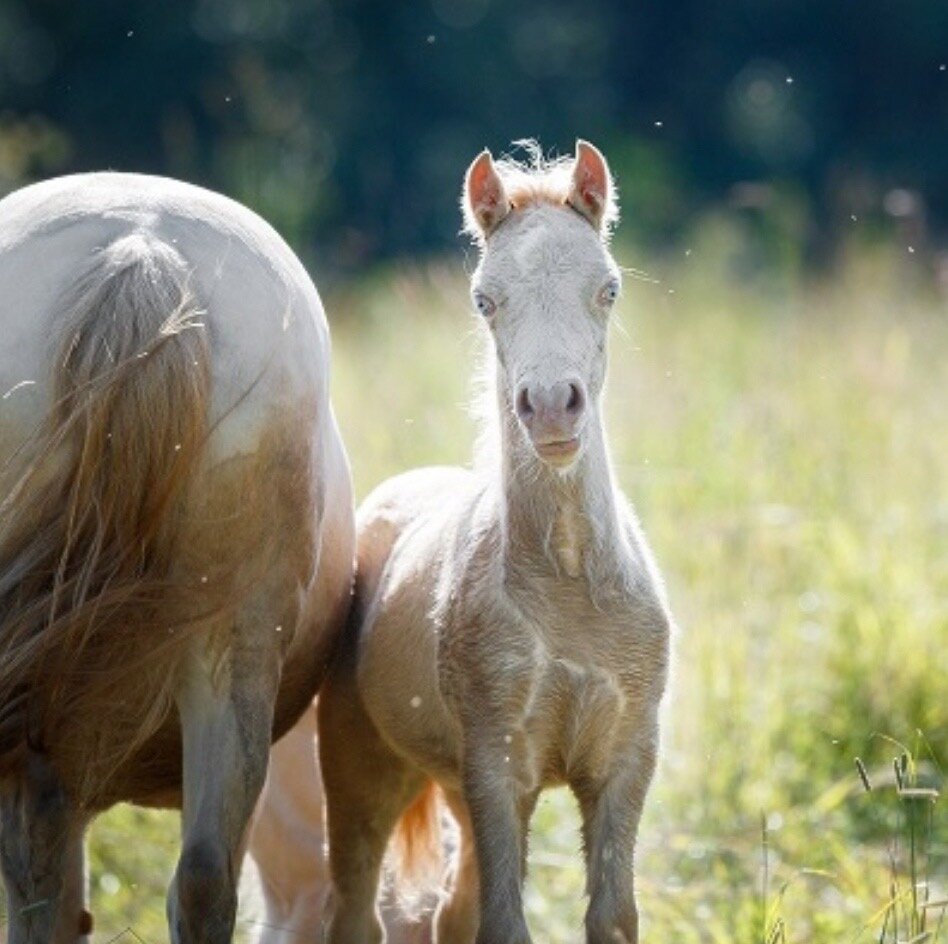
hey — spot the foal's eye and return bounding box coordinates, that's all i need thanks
[596,279,621,308]
[473,291,496,318]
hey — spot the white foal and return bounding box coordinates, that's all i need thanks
[316,139,673,944]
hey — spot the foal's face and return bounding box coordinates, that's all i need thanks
[472,207,619,468]
[464,141,620,470]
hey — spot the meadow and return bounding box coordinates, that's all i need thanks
[52,243,948,941]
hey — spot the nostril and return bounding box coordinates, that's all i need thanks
[516,386,534,420]
[566,383,585,415]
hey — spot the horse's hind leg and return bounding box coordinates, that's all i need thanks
[167,637,280,944]
[0,750,91,944]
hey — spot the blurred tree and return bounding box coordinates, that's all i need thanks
[0,0,945,272]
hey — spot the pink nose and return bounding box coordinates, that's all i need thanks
[515,380,586,443]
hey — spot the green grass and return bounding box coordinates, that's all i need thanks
[37,247,948,940]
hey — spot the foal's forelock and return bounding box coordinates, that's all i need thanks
[461,142,619,243]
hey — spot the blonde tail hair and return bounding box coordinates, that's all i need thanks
[0,232,211,803]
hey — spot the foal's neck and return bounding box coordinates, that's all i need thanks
[495,396,624,584]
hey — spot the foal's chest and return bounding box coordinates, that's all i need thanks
[481,595,663,788]
[534,649,632,784]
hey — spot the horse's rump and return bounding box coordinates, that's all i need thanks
[0,232,215,804]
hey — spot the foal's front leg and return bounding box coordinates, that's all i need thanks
[576,729,658,944]
[463,744,532,944]
[167,640,279,944]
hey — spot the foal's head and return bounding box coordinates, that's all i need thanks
[463,140,621,472]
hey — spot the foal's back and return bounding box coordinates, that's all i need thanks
[352,465,481,781]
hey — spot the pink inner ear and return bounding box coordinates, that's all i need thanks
[578,179,603,214]
[469,156,501,213]
[575,148,608,213]
[573,141,609,226]
[466,151,508,233]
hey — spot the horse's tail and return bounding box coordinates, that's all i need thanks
[388,778,444,916]
[0,232,211,799]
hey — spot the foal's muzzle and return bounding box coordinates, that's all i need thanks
[515,379,587,467]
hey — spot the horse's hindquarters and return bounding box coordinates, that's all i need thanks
[0,172,356,944]
[0,172,355,812]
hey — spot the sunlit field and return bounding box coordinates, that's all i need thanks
[79,244,946,942]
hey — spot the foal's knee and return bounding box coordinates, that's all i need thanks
[170,839,236,942]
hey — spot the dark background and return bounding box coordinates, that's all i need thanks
[1,0,946,274]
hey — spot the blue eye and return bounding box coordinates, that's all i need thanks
[473,291,496,317]
[597,279,620,307]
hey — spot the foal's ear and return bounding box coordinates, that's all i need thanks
[463,150,510,239]
[567,139,616,233]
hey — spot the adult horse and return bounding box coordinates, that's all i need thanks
[0,173,354,943]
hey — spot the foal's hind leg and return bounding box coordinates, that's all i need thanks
[318,657,426,944]
[434,790,479,944]
[246,705,330,944]
[167,636,280,944]
[0,750,90,944]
